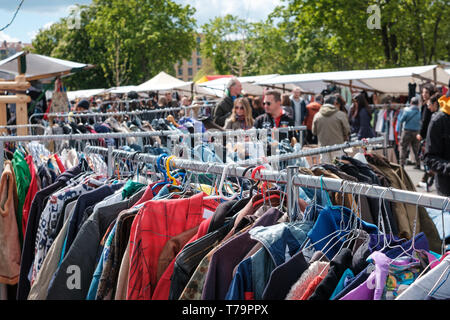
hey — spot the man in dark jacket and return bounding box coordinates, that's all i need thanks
[212,78,242,127]
[254,90,294,153]
[424,94,450,196]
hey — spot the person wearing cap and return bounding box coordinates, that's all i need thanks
[397,97,422,168]
[75,99,91,113]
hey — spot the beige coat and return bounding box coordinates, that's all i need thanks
[0,161,21,285]
[312,104,350,147]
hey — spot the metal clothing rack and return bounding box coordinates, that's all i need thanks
[29,108,183,124]
[237,136,387,166]
[369,103,410,109]
[0,130,175,173]
[0,124,46,136]
[83,145,450,212]
[0,127,308,172]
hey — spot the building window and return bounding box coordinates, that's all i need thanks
[178,68,183,76]
[188,59,193,66]
[196,36,201,44]
[188,68,193,76]
[197,58,202,66]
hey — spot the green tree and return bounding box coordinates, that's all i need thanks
[273,0,450,71]
[201,15,263,76]
[87,0,197,87]
[31,0,197,90]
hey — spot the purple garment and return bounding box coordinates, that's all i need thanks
[332,232,429,300]
[340,251,391,300]
[201,208,283,300]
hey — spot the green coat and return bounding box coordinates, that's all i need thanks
[12,149,31,246]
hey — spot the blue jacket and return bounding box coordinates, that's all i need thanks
[307,206,379,260]
[398,105,421,131]
[225,221,314,300]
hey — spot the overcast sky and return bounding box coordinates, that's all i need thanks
[0,0,281,43]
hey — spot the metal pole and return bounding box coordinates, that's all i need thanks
[0,142,4,173]
[383,132,388,158]
[84,145,450,211]
[287,166,299,221]
[107,145,113,178]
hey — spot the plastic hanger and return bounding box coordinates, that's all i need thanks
[165,155,178,186]
[204,162,239,201]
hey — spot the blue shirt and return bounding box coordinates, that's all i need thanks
[398,105,421,131]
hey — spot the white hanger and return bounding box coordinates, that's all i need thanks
[204,162,239,201]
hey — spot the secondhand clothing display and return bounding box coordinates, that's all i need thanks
[0,142,444,301]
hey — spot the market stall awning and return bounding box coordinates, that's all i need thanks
[106,86,140,94]
[0,51,94,82]
[67,88,107,101]
[199,74,282,97]
[256,65,450,94]
[135,71,217,96]
[196,75,234,84]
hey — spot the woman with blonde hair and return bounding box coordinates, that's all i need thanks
[223,97,254,130]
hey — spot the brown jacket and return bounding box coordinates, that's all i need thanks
[0,161,21,285]
[312,104,350,146]
[366,154,441,252]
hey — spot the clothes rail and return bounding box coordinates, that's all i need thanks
[29,108,183,123]
[369,103,410,109]
[0,130,181,173]
[0,127,306,172]
[84,146,450,211]
[171,126,307,139]
[0,124,46,135]
[237,136,387,166]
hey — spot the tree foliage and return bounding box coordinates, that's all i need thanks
[201,0,450,76]
[31,0,197,90]
[32,0,450,87]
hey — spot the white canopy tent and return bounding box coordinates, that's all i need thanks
[256,65,450,95]
[135,71,217,96]
[106,86,140,94]
[66,88,107,101]
[198,74,282,97]
[0,51,94,82]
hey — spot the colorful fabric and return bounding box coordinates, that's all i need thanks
[127,192,218,300]
[30,176,101,284]
[12,150,31,246]
[22,155,39,240]
[383,257,423,300]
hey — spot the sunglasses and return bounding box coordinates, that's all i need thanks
[263,101,272,106]
[234,106,244,110]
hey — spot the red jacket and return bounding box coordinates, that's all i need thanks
[127,192,219,300]
[22,155,39,238]
[303,102,322,130]
[151,215,213,300]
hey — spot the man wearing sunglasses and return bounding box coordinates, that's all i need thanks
[254,90,294,154]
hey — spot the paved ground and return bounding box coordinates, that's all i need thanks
[404,164,438,195]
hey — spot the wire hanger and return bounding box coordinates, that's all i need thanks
[389,193,425,263]
[415,198,450,281]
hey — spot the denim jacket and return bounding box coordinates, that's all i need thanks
[225,221,314,300]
